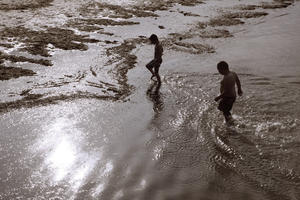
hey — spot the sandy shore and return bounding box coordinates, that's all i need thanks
[1,0,300,199]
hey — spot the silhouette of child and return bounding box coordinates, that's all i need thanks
[215,61,243,124]
[146,34,163,83]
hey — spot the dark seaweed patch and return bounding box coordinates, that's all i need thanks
[235,0,293,10]
[207,17,245,27]
[0,43,14,48]
[288,81,300,85]
[198,29,233,38]
[171,42,215,54]
[168,33,193,41]
[79,2,158,18]
[223,11,268,19]
[164,34,216,54]
[0,0,54,11]
[67,18,139,32]
[106,38,148,99]
[0,92,116,114]
[261,0,293,9]
[0,52,52,66]
[179,10,201,17]
[236,5,258,11]
[177,0,204,6]
[0,64,36,81]
[198,11,268,28]
[0,26,99,57]
[132,0,203,12]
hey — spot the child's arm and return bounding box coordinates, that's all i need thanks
[215,82,225,101]
[235,73,243,96]
[215,81,224,101]
[214,94,223,101]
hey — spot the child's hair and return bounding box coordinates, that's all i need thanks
[217,61,229,71]
[149,34,158,42]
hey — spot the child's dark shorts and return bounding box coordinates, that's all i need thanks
[218,97,236,113]
[146,59,162,70]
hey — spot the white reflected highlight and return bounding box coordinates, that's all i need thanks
[93,183,105,197]
[70,156,100,191]
[40,117,80,182]
[171,109,186,127]
[34,114,103,192]
[102,161,114,176]
[46,137,77,182]
[29,106,116,198]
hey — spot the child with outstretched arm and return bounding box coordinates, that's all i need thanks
[215,61,243,124]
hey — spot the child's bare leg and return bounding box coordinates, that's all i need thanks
[154,66,161,82]
[223,111,234,125]
[146,64,155,78]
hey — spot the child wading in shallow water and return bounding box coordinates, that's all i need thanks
[146,34,163,83]
[215,61,243,124]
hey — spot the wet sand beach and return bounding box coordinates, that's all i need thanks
[0,0,300,199]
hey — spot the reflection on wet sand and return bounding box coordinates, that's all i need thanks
[146,81,164,118]
[32,115,103,195]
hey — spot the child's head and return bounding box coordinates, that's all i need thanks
[149,34,159,44]
[217,61,229,75]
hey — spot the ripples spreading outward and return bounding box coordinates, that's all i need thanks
[145,72,300,199]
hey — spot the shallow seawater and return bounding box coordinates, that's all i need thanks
[144,71,300,200]
[0,0,300,200]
